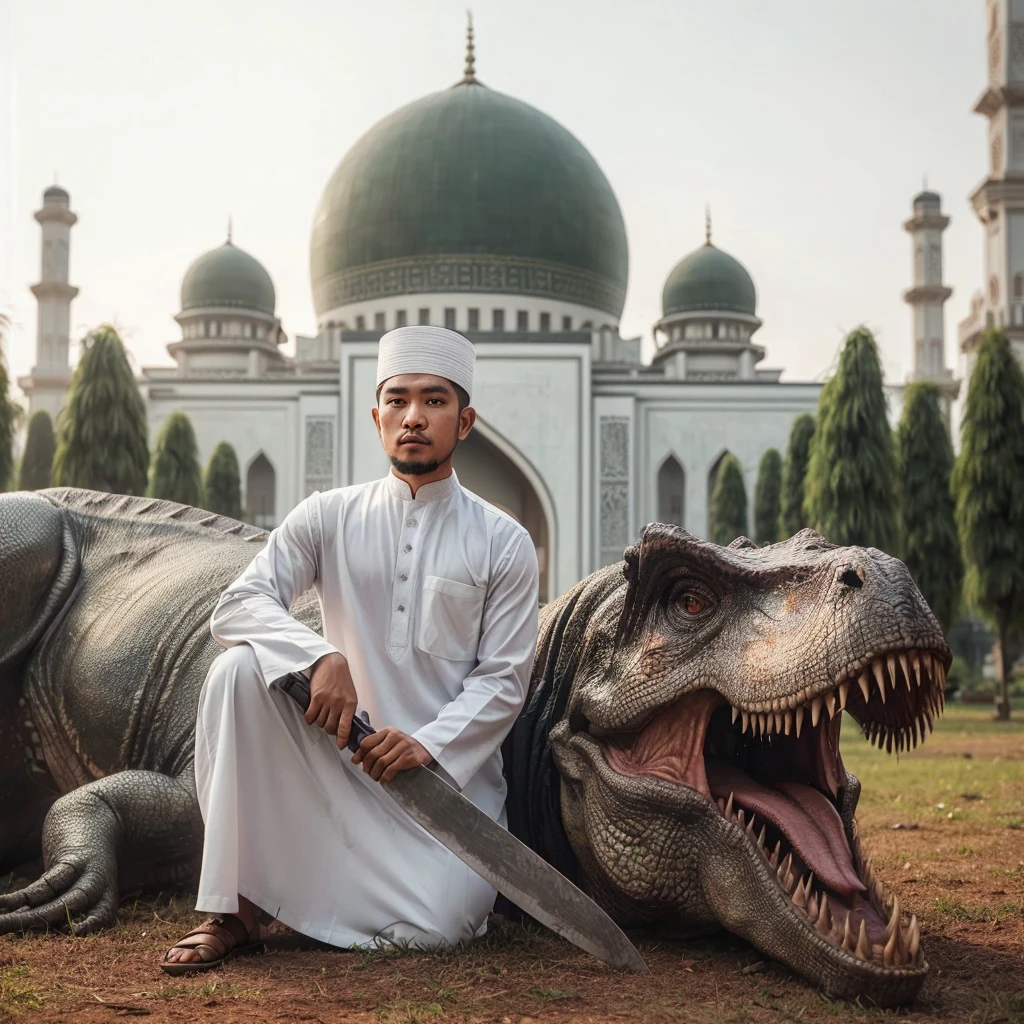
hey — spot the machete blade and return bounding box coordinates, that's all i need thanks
[278,673,646,972]
[383,763,648,973]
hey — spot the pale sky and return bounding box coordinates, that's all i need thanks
[0,0,988,393]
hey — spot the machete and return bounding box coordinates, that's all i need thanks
[278,672,647,973]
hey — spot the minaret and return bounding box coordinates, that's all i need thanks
[18,185,79,419]
[903,190,957,388]
[958,0,1024,368]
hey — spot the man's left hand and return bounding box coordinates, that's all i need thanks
[352,727,434,783]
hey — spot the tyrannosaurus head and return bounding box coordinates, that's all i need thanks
[548,525,949,1006]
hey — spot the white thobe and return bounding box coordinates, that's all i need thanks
[194,470,540,948]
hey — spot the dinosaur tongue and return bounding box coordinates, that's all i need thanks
[707,761,865,896]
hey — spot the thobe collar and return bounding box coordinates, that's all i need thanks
[385,470,461,503]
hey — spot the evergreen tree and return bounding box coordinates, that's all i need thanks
[148,411,204,507]
[0,334,15,493]
[953,329,1024,721]
[203,441,242,519]
[52,324,149,494]
[754,448,783,545]
[18,410,56,490]
[804,327,897,550]
[779,413,815,537]
[711,453,748,545]
[895,383,961,632]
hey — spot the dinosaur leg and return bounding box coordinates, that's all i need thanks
[0,769,202,935]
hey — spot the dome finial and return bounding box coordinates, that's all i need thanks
[462,11,477,84]
[227,215,233,244]
[705,204,712,246]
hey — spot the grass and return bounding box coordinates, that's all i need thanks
[0,966,45,1015]
[0,700,1020,1023]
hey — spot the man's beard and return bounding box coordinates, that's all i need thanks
[389,436,459,476]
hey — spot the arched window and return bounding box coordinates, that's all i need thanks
[246,454,276,529]
[657,456,685,526]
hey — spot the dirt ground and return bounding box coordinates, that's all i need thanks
[1,706,1022,1024]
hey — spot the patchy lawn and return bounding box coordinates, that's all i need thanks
[1,703,1022,1023]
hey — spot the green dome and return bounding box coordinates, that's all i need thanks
[180,241,276,316]
[662,243,757,318]
[310,82,629,319]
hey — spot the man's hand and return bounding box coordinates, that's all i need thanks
[306,652,358,749]
[352,727,434,783]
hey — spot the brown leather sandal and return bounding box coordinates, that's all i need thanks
[160,914,266,975]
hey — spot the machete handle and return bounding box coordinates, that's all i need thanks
[278,672,375,752]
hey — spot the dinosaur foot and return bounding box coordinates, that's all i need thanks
[0,855,118,935]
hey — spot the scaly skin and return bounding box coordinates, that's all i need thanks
[505,524,950,1006]
[0,489,321,933]
[0,494,948,1006]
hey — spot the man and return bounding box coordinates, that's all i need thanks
[162,326,540,972]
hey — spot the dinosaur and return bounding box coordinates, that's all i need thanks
[502,522,948,1006]
[0,491,948,1006]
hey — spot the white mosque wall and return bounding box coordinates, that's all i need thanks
[625,382,821,542]
[143,378,341,525]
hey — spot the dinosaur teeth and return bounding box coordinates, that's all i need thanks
[815,894,831,935]
[741,710,749,733]
[810,696,822,727]
[872,659,887,703]
[825,691,836,719]
[837,681,849,710]
[855,919,871,961]
[906,914,921,963]
[794,705,804,738]
[899,652,911,691]
[858,671,871,703]
[792,874,808,910]
[884,897,901,942]
[731,705,739,725]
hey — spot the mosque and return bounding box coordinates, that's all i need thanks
[33,23,977,602]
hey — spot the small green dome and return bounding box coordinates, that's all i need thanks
[180,241,276,316]
[310,81,629,319]
[44,184,69,201]
[662,243,757,318]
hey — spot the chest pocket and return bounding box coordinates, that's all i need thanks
[416,575,486,662]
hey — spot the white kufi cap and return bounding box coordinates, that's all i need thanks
[375,326,476,399]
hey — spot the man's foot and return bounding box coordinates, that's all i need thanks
[161,912,264,975]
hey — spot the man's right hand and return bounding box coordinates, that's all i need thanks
[306,652,358,749]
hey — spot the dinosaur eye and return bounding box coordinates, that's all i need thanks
[680,593,705,615]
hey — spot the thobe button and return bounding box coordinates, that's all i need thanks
[406,518,417,527]
[397,604,406,612]
[404,544,412,552]
[399,573,408,581]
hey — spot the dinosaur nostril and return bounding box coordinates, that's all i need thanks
[839,568,863,590]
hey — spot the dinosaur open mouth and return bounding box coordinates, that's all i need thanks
[591,647,947,971]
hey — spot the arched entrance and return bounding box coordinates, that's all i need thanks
[246,452,276,529]
[657,455,685,526]
[456,426,553,601]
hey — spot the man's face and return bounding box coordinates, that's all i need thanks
[372,373,476,476]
